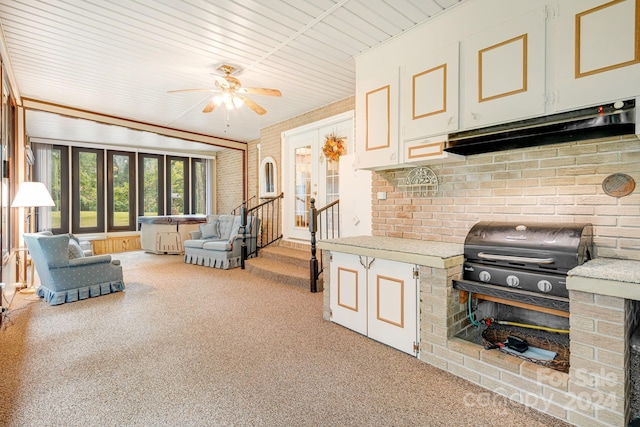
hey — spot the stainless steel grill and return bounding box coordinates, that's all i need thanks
[454,222,594,312]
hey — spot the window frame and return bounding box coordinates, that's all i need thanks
[72,147,105,234]
[191,157,207,214]
[166,155,190,215]
[107,150,136,232]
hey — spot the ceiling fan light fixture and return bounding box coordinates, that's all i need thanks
[232,96,244,108]
[213,94,223,106]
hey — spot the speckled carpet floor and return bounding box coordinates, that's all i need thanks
[0,250,570,426]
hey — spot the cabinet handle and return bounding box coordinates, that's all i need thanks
[448,116,455,125]
[390,153,396,160]
[470,112,479,120]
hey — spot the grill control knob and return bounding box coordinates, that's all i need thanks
[479,271,491,282]
[506,275,520,287]
[537,280,553,293]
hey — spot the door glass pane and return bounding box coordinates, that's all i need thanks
[78,151,98,227]
[142,157,159,216]
[326,156,339,236]
[170,159,185,214]
[294,146,311,228]
[193,159,206,215]
[112,154,130,227]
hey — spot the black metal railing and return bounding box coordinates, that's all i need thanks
[231,195,256,215]
[240,192,284,269]
[308,197,340,293]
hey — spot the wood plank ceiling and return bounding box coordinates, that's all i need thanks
[0,0,464,153]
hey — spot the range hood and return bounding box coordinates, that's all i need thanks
[445,99,636,156]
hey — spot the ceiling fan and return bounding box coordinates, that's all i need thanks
[167,64,281,115]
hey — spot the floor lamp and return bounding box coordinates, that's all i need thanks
[11,181,55,294]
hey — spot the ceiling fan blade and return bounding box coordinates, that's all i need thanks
[237,94,266,115]
[167,88,216,93]
[202,100,215,113]
[240,87,282,97]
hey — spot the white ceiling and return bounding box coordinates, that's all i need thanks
[0,0,464,154]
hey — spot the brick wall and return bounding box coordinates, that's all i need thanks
[372,135,640,261]
[247,138,258,205]
[215,148,244,214]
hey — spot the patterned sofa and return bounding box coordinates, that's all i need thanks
[24,232,125,305]
[183,214,260,269]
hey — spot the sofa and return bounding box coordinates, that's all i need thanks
[23,232,125,305]
[183,214,260,269]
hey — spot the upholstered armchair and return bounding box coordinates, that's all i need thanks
[23,233,125,305]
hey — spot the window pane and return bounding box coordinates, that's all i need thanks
[142,157,160,216]
[112,154,130,227]
[170,159,185,214]
[193,160,206,215]
[78,151,98,228]
[265,162,274,193]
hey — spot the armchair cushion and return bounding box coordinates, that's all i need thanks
[68,239,85,259]
[199,221,220,239]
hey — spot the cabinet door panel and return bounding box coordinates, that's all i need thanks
[401,43,459,140]
[555,0,640,111]
[330,253,367,335]
[355,70,399,170]
[367,258,418,355]
[462,7,546,128]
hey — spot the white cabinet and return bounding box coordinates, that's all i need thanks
[354,70,400,170]
[462,6,547,128]
[401,43,460,140]
[554,0,640,111]
[330,252,419,356]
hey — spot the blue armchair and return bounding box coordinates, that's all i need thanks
[24,233,125,305]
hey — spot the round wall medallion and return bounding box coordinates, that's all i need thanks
[602,173,635,197]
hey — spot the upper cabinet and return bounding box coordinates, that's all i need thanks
[401,43,460,140]
[554,0,640,111]
[462,7,547,129]
[354,70,400,171]
[354,0,640,171]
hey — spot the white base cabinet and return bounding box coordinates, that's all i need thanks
[329,252,419,356]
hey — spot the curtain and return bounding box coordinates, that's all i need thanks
[34,143,52,231]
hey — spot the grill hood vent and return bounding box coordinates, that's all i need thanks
[445,99,636,156]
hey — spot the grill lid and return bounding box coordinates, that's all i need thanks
[464,222,594,272]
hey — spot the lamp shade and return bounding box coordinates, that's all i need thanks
[11,182,55,208]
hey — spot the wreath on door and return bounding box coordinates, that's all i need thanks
[322,134,346,162]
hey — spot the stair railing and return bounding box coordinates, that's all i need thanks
[308,198,340,293]
[240,192,284,268]
[231,195,256,215]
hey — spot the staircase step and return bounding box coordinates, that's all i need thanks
[258,245,310,269]
[245,257,311,290]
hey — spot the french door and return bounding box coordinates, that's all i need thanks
[282,114,352,241]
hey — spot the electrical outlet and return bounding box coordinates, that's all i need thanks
[0,282,4,289]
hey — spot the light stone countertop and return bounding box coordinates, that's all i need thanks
[567,258,640,301]
[317,235,464,269]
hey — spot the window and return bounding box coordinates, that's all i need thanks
[108,151,136,231]
[138,153,164,217]
[167,156,189,215]
[33,145,208,235]
[191,158,207,214]
[260,157,278,197]
[72,147,104,233]
[34,144,69,234]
